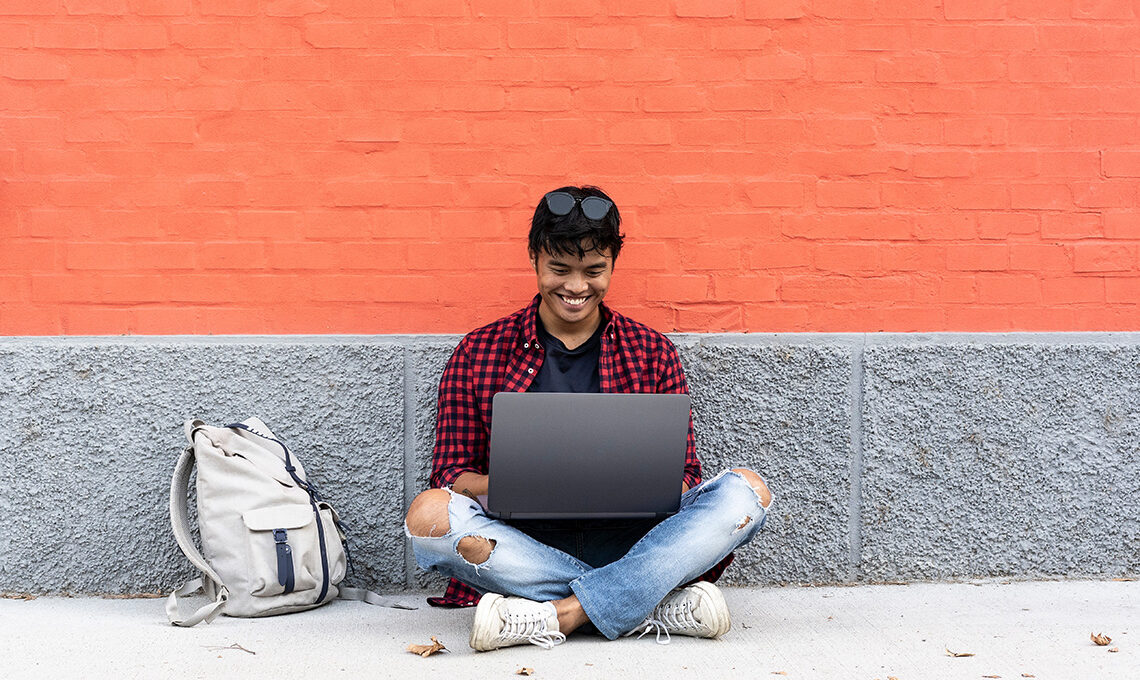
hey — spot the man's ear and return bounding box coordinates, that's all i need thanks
[528,249,538,271]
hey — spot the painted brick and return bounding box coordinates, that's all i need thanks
[944,184,1009,210]
[674,0,735,17]
[63,0,127,13]
[575,25,639,50]
[1102,151,1140,178]
[1073,244,1138,273]
[1040,213,1102,240]
[710,26,773,50]
[811,55,876,83]
[1072,0,1136,20]
[816,181,880,208]
[946,245,1009,271]
[1,0,61,12]
[102,23,169,49]
[3,54,70,80]
[743,0,805,19]
[1011,184,1073,211]
[744,181,803,208]
[1042,277,1105,304]
[2,10,1139,335]
[813,243,882,272]
[976,213,1038,240]
[1072,182,1136,209]
[812,0,874,19]
[708,85,774,112]
[641,86,704,113]
[1104,212,1140,239]
[1072,118,1140,146]
[944,118,1008,146]
[876,55,940,83]
[912,152,973,179]
[808,119,877,146]
[743,54,807,80]
[1010,244,1072,272]
[682,242,742,270]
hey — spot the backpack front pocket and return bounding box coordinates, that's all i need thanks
[242,504,321,597]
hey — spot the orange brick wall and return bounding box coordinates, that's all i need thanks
[1,1,1138,334]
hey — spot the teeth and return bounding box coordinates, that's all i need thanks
[562,296,587,305]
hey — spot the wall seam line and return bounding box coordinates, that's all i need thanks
[402,344,416,589]
[848,335,866,582]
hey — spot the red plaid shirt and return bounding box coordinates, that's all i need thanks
[427,296,730,608]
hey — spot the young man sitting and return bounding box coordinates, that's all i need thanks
[404,186,773,651]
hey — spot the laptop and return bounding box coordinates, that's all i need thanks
[485,392,691,520]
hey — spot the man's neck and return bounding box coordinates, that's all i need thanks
[537,302,602,350]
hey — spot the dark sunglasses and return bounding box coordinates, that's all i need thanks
[544,191,614,221]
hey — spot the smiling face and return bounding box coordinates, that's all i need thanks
[531,246,613,342]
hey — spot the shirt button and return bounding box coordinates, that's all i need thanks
[524,343,530,348]
[527,367,534,374]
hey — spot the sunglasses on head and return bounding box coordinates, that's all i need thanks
[544,191,614,221]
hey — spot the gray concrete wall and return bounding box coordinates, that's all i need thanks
[0,333,1137,595]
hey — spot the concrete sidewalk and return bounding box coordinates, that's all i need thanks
[2,580,1136,679]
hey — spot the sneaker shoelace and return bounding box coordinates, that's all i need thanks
[497,608,567,650]
[633,597,702,645]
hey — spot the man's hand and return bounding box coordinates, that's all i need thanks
[453,472,489,502]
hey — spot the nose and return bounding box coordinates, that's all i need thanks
[565,273,588,294]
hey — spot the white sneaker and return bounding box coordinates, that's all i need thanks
[469,593,567,652]
[627,581,731,644]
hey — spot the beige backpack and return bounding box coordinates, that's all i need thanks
[167,418,403,626]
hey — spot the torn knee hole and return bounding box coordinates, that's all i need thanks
[733,515,753,533]
[409,522,447,539]
[456,535,496,565]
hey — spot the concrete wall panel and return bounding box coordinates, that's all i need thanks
[2,334,1138,595]
[679,339,856,584]
[861,342,1140,581]
[0,341,405,594]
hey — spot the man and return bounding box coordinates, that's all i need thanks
[404,186,773,651]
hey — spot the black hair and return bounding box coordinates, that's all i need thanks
[529,185,624,262]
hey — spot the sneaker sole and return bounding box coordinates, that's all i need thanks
[691,581,731,638]
[470,593,505,651]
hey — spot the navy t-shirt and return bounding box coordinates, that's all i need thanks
[519,316,657,581]
[528,317,604,393]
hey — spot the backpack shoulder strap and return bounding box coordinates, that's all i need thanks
[337,586,417,609]
[166,434,229,627]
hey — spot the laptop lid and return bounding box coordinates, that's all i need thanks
[486,392,691,520]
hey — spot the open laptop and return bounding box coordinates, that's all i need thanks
[485,392,691,520]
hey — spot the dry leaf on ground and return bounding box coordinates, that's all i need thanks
[945,648,975,657]
[888,676,900,680]
[204,643,256,655]
[1091,633,1112,646]
[0,592,37,600]
[1108,647,1119,653]
[406,636,447,657]
[515,668,534,676]
[982,675,1001,678]
[1021,675,1036,678]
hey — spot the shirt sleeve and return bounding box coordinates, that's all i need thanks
[656,339,702,490]
[429,340,488,489]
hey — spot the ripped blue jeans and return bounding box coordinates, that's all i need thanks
[406,470,770,640]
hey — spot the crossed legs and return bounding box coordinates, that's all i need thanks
[405,468,772,641]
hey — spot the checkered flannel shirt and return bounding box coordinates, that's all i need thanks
[426,295,731,608]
